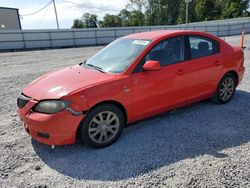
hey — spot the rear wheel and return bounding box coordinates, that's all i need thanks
[80,104,125,148]
[212,73,236,104]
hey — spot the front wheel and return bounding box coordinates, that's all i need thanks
[80,104,125,148]
[211,73,236,104]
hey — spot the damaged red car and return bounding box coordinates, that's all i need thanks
[17,30,245,148]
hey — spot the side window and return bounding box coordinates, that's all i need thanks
[145,36,185,67]
[189,36,219,59]
[133,36,185,73]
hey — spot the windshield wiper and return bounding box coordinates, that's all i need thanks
[86,63,106,73]
[79,60,86,66]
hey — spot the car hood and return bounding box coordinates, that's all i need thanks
[23,65,116,100]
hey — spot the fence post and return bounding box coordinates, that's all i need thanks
[217,24,219,36]
[72,30,76,46]
[114,29,117,39]
[48,31,52,48]
[21,31,26,50]
[95,29,97,45]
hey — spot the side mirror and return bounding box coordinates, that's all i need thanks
[143,60,161,71]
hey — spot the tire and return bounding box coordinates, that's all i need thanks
[80,104,125,148]
[211,73,236,104]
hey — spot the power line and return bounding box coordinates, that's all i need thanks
[63,0,121,12]
[36,2,52,29]
[20,0,53,16]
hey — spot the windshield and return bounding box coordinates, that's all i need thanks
[83,38,151,73]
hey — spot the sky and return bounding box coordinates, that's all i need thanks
[0,0,129,29]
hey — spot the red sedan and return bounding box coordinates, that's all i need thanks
[17,30,245,148]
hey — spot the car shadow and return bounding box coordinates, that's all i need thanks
[32,90,250,181]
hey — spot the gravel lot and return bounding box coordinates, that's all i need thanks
[0,35,249,188]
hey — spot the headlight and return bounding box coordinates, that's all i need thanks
[33,100,70,114]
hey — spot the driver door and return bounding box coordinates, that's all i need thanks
[130,36,190,120]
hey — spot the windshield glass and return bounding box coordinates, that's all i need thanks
[83,38,151,73]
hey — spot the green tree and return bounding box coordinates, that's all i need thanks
[119,9,133,26]
[99,14,122,27]
[195,0,218,21]
[221,0,250,19]
[118,9,146,27]
[71,13,98,28]
[72,0,250,28]
[71,19,84,28]
[81,13,98,28]
[126,0,147,26]
[129,10,144,26]
[145,0,187,25]
[145,0,163,25]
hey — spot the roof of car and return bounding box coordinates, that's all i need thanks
[123,30,211,40]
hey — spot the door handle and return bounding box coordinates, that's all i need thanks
[214,61,222,66]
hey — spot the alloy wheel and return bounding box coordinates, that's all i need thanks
[88,111,120,144]
[219,77,235,101]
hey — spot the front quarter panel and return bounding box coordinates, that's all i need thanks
[64,75,133,122]
[62,87,99,112]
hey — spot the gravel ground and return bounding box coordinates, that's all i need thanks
[0,35,249,188]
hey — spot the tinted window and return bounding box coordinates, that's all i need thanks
[145,36,185,67]
[189,36,219,59]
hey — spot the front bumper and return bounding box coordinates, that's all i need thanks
[17,99,84,146]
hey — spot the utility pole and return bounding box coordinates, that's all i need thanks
[52,0,59,29]
[185,0,192,25]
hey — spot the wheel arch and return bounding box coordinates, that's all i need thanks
[75,100,128,143]
[88,100,128,123]
[226,70,239,86]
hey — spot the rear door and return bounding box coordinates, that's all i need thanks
[188,35,223,100]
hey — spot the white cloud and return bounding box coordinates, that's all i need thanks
[18,0,129,29]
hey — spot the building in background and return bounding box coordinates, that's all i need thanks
[0,7,21,30]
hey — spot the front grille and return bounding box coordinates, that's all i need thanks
[17,94,31,109]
